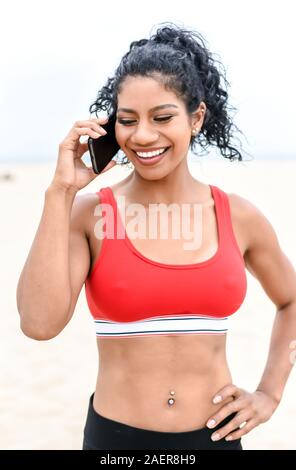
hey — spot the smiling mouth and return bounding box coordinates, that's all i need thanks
[132,147,171,158]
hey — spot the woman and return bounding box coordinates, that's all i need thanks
[16,23,296,450]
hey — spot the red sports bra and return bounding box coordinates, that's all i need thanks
[84,184,247,338]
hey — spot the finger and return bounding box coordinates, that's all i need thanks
[212,384,242,404]
[62,118,109,147]
[73,120,108,136]
[79,141,89,148]
[78,117,108,129]
[224,418,258,441]
[210,410,252,442]
[89,115,109,124]
[72,127,106,140]
[206,397,245,430]
[88,116,109,132]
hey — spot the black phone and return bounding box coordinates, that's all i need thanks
[88,116,120,174]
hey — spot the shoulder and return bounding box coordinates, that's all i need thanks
[226,191,279,252]
[226,191,296,309]
[70,192,102,238]
[226,192,258,226]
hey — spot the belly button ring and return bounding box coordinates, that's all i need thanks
[168,390,176,406]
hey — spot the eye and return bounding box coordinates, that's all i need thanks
[155,116,173,122]
[117,116,173,125]
[117,119,136,125]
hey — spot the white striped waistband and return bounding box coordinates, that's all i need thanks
[93,314,229,338]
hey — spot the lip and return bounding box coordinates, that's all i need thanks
[133,147,170,166]
[131,146,170,152]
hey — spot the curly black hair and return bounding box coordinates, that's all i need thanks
[89,22,251,164]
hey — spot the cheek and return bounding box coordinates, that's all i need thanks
[115,127,130,146]
[171,123,190,139]
[171,129,191,150]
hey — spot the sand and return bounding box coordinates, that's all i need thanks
[0,157,295,449]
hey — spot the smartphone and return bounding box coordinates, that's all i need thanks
[88,116,120,174]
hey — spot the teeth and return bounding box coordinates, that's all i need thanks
[136,148,167,158]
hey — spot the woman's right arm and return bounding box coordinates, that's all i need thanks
[16,116,116,340]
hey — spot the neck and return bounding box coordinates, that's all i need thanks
[124,159,203,205]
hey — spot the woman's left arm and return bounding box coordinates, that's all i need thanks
[206,196,296,442]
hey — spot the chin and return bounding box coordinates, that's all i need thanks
[134,165,178,182]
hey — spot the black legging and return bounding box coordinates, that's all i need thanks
[82,393,243,450]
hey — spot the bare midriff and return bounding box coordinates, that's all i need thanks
[92,334,234,432]
[87,178,247,433]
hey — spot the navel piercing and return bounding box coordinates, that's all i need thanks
[167,390,176,406]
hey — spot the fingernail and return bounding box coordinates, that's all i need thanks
[211,433,220,441]
[225,435,233,441]
[213,395,222,404]
[207,419,216,428]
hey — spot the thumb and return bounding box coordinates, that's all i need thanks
[85,160,117,178]
[100,160,117,173]
[77,141,90,159]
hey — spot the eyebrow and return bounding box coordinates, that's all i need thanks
[117,104,179,114]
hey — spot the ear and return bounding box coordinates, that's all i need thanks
[191,101,207,130]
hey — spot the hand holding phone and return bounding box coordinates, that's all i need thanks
[88,115,120,174]
[51,117,114,193]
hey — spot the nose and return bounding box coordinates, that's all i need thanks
[130,123,159,146]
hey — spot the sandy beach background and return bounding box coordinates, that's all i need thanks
[1,157,295,450]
